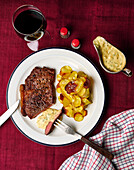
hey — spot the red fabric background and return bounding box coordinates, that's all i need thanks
[0,0,134,169]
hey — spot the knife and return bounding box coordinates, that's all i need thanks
[0,100,20,127]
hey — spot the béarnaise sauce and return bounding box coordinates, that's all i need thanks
[93,36,126,72]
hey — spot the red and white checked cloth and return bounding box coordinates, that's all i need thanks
[59,109,134,170]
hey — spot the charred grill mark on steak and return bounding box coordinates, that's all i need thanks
[20,66,56,119]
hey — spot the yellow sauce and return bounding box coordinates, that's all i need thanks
[93,36,126,72]
[37,108,61,129]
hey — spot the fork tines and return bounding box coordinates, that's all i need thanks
[54,119,67,132]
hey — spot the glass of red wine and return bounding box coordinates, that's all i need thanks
[12,5,47,51]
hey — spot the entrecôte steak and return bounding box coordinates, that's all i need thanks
[20,66,56,119]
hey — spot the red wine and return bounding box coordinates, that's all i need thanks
[14,9,46,40]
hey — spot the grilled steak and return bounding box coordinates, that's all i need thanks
[20,66,56,119]
[25,66,55,90]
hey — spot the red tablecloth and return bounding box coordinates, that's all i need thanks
[0,0,134,170]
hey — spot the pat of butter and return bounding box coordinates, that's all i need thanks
[37,108,61,129]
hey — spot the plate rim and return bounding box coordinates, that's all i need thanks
[6,47,105,146]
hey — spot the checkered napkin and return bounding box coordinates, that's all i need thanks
[59,109,134,170]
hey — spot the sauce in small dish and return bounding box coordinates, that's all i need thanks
[93,36,132,77]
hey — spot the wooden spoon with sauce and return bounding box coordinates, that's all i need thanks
[93,36,132,77]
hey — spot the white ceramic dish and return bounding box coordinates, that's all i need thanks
[6,48,105,146]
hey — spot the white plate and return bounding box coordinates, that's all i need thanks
[6,48,105,146]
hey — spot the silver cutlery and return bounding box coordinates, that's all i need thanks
[54,119,114,161]
[0,100,20,127]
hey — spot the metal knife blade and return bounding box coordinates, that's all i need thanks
[0,100,20,127]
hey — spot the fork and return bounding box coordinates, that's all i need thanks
[54,119,114,161]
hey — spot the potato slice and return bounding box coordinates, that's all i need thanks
[62,73,71,79]
[68,71,77,81]
[57,74,62,81]
[78,71,87,78]
[72,95,81,107]
[78,87,86,97]
[56,83,62,93]
[57,88,61,93]
[60,66,72,75]
[61,89,73,102]
[63,105,74,117]
[74,112,84,121]
[82,98,92,106]
[79,76,86,83]
[57,86,62,93]
[59,79,70,86]
[73,105,84,113]
[59,79,73,102]
[83,88,90,98]
[82,110,87,117]
[73,106,87,117]
[74,78,84,93]
[63,96,70,107]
